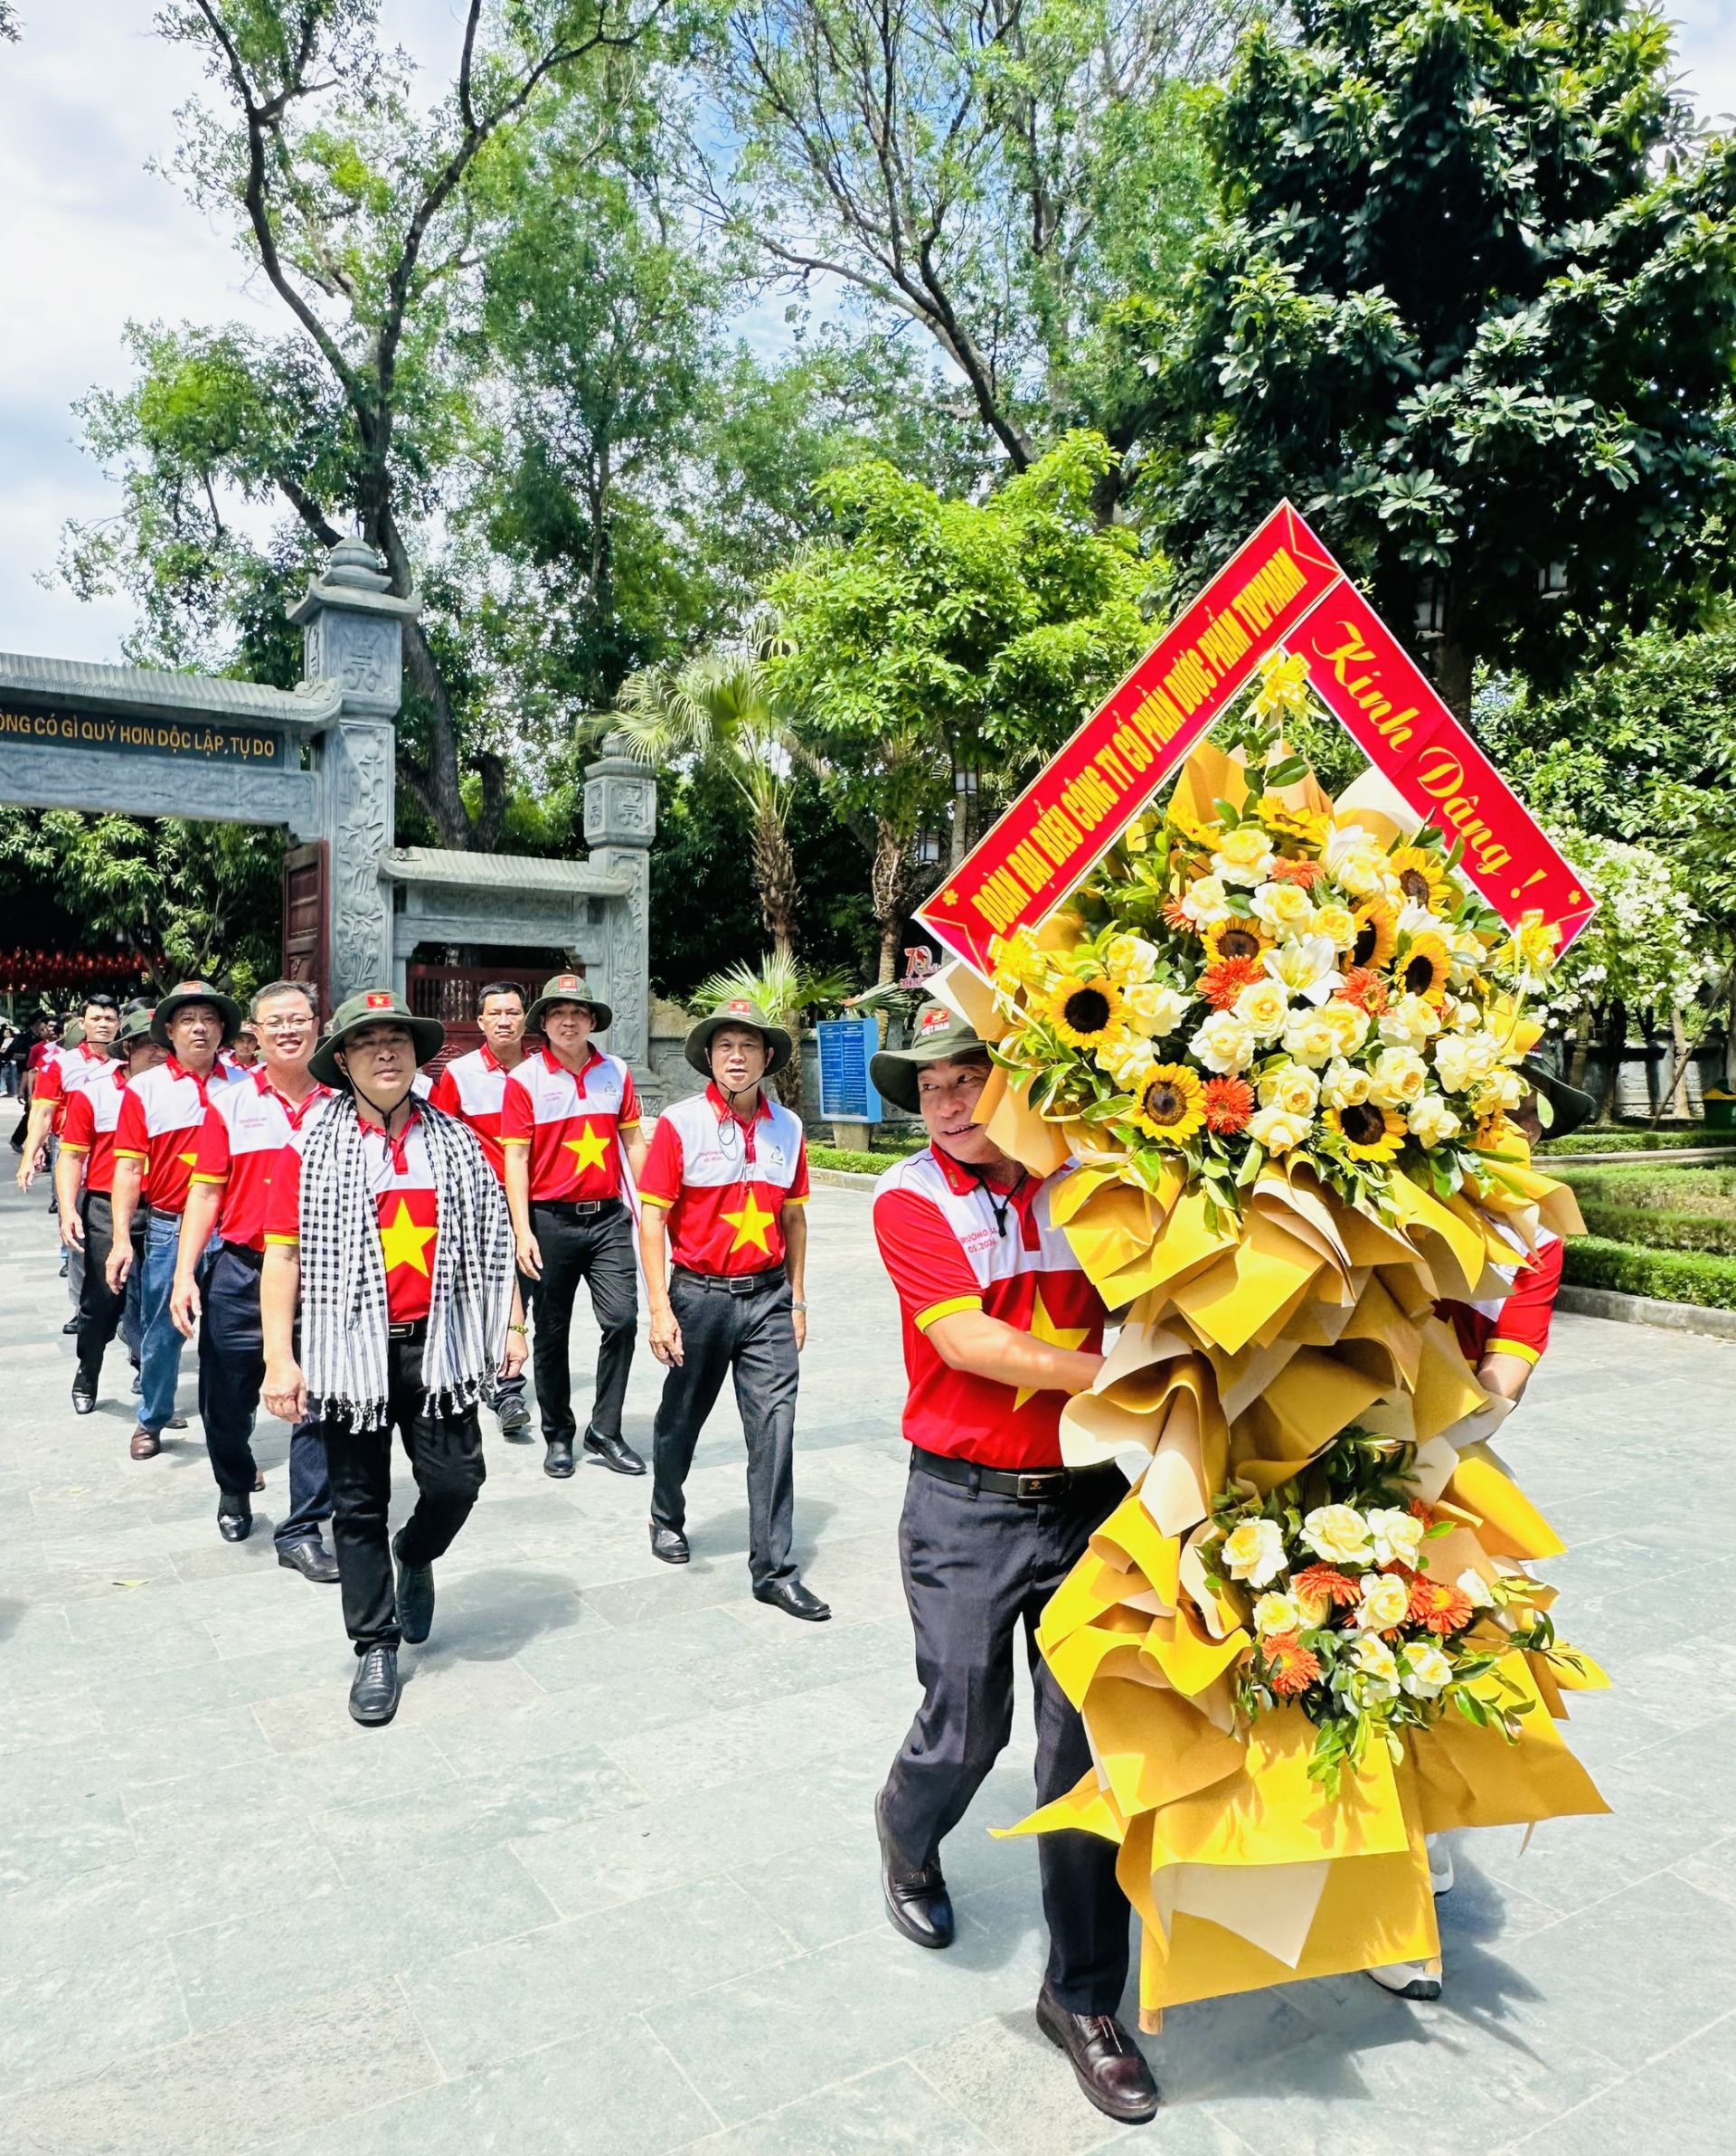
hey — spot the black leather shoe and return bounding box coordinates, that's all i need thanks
[496,1396,533,1439]
[649,1522,690,1565]
[61,1316,80,1335]
[876,1792,954,1948]
[1035,1984,1160,2124]
[278,1538,341,1584]
[753,1577,831,1622]
[583,1430,646,1476]
[391,1527,435,1644]
[217,1490,252,1543]
[543,1435,575,1479]
[348,1645,401,1726]
[71,1376,97,1415]
[130,1366,142,1395]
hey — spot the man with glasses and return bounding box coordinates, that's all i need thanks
[170,981,338,1576]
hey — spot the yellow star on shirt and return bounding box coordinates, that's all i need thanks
[1013,1283,1090,1412]
[564,1121,611,1176]
[721,1189,776,1256]
[177,1149,199,1168]
[378,1197,438,1277]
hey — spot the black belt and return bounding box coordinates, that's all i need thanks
[672,1265,786,1298]
[218,1241,264,1272]
[909,1445,1121,1503]
[388,1319,427,1343]
[533,1197,621,1219]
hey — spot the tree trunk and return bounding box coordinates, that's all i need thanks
[1433,634,1475,729]
[1599,998,1627,1122]
[373,506,477,850]
[1567,1008,1593,1092]
[872,818,911,987]
[751,804,799,966]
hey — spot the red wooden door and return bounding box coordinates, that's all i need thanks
[282,844,329,1020]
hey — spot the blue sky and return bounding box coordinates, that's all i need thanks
[2,1,1732,667]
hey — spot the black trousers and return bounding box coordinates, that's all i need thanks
[880,1456,1132,2017]
[316,1336,486,1653]
[75,1191,137,1386]
[650,1269,798,1587]
[531,1202,637,1443]
[196,1243,333,1545]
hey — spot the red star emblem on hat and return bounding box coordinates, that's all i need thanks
[920,1007,951,1034]
[365,992,393,1009]
[726,998,753,1015]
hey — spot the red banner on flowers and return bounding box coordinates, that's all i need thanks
[919,501,1593,979]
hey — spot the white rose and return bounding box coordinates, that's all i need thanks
[1251,881,1316,935]
[1397,901,1448,942]
[1301,1503,1374,1566]
[1369,1046,1429,1109]
[1179,875,1233,927]
[1212,826,1277,887]
[1407,1094,1463,1149]
[1400,1641,1454,1699]
[1189,1010,1256,1074]
[1281,1007,1341,1068]
[1124,981,1192,1037]
[1253,1592,1303,1637]
[1319,999,1371,1056]
[1366,1506,1425,1570]
[1247,1104,1310,1154]
[1258,1061,1321,1118]
[1351,1633,1400,1697]
[1434,1029,1500,1092]
[1104,932,1159,985]
[1233,979,1291,1043]
[1356,1572,1411,1631]
[1221,1516,1287,1590]
[1332,842,1394,900]
[1456,1567,1495,1609]
[1314,903,1357,950]
[1378,993,1442,1047]
[1321,1055,1373,1109]
[1098,1030,1159,1092]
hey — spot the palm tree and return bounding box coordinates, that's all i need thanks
[616,636,801,963]
[690,954,854,1111]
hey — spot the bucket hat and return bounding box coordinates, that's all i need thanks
[524,971,613,1035]
[309,988,444,1090]
[684,996,794,1079]
[868,1003,989,1115]
[119,1007,156,1049]
[149,979,242,1050]
[1520,1056,1596,1142]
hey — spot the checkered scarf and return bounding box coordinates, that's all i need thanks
[297,1093,513,1432]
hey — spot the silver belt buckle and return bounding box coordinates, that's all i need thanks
[1016,1470,1062,1501]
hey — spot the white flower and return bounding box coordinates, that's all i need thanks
[1104,933,1160,985]
[1407,1094,1463,1149]
[1433,1029,1502,1093]
[1233,979,1291,1042]
[1356,1572,1411,1631]
[1367,1507,1426,1570]
[1351,1633,1400,1697]
[1321,1056,1373,1110]
[1318,999,1372,1056]
[1264,934,1344,1007]
[1253,1592,1303,1637]
[1281,1006,1342,1068]
[1456,1567,1495,1609]
[1331,837,1395,900]
[1369,1046,1429,1109]
[1212,826,1277,887]
[1189,1010,1257,1074]
[1314,903,1357,950]
[1178,875,1233,927]
[1124,981,1192,1037]
[1397,901,1448,942]
[1221,1516,1287,1590]
[1378,993,1443,1047]
[1098,1030,1159,1092]
[1400,1641,1454,1699]
[1251,881,1316,936]
[1258,1062,1321,1118]
[1301,1504,1374,1566]
[1247,1104,1310,1154]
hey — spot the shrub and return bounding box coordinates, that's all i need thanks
[1538,1129,1736,1157]
[1563,1237,1736,1312]
[1573,1204,1736,1258]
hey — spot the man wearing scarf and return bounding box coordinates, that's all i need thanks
[260,990,524,1727]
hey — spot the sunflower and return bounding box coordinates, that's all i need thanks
[1202,918,1272,968]
[1128,1064,1206,1145]
[1395,931,1452,1004]
[1257,795,1331,847]
[1165,802,1220,851]
[1348,897,1398,970]
[1389,846,1454,913]
[1043,974,1127,1048]
[1326,1100,1406,1162]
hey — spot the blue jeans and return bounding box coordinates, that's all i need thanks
[196,1242,333,1546]
[137,1209,188,1433]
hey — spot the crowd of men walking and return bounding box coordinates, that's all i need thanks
[13,973,1180,2125]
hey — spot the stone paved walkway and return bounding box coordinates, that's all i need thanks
[3,1170,1733,2155]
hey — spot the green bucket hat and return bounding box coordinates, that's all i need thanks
[61,1019,85,1053]
[149,979,242,1051]
[119,1007,156,1049]
[524,970,613,1035]
[1520,1056,1596,1142]
[309,988,444,1090]
[869,1003,990,1115]
[684,996,794,1079]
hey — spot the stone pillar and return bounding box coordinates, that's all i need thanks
[289,539,420,1005]
[584,733,657,1073]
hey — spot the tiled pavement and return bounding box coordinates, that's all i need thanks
[2,1168,1734,2155]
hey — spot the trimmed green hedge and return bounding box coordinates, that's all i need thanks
[1563,1235,1736,1312]
[1538,1128,1736,1157]
[808,1142,906,1176]
[1575,1203,1736,1258]
[1558,1165,1736,1217]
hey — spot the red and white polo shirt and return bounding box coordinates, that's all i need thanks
[500,1045,640,1203]
[638,1084,808,1276]
[33,1040,118,1129]
[114,1057,243,1215]
[58,1066,131,1197]
[429,1045,528,1184]
[190,1069,332,1253]
[873,1149,1107,1470]
[1440,1228,1563,1370]
[265,1107,440,1324]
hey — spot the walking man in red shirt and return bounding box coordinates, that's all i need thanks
[868,1005,1157,2128]
[55,1007,163,1414]
[107,983,244,1461]
[168,980,337,1576]
[260,991,524,1726]
[502,974,646,1479]
[430,980,536,1441]
[638,998,827,1621]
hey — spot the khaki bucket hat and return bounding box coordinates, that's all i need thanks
[684,996,794,1078]
[309,988,444,1090]
[524,971,613,1035]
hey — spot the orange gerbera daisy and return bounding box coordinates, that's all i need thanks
[1293,1563,1360,1611]
[1338,965,1390,1015]
[1269,856,1326,887]
[1198,955,1265,1010]
[1409,1498,1436,1528]
[1408,1576,1475,1635]
[1263,1632,1323,1697]
[1162,896,1196,933]
[1202,1075,1255,1134]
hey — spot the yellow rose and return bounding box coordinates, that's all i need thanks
[1221,1516,1287,1589]
[1319,999,1371,1056]
[1214,825,1278,885]
[1320,1055,1372,1109]
[1124,981,1192,1036]
[1301,1503,1373,1566]
[1369,1046,1428,1108]
[1334,845,1393,900]
[1355,1572,1410,1631]
[1233,979,1291,1042]
[1280,1007,1340,1069]
[1407,1093,1462,1148]
[1401,1641,1453,1699]
[1097,1027,1158,1092]
[1314,903,1356,949]
[1351,1634,1399,1697]
[1257,1061,1320,1119]
[1104,932,1160,986]
[1251,881,1315,934]
[1366,1506,1425,1569]
[1247,1103,1310,1154]
[1253,1592,1302,1637]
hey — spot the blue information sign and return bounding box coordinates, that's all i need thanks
[816,1016,882,1122]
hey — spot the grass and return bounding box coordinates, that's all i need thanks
[1538,1126,1736,1156]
